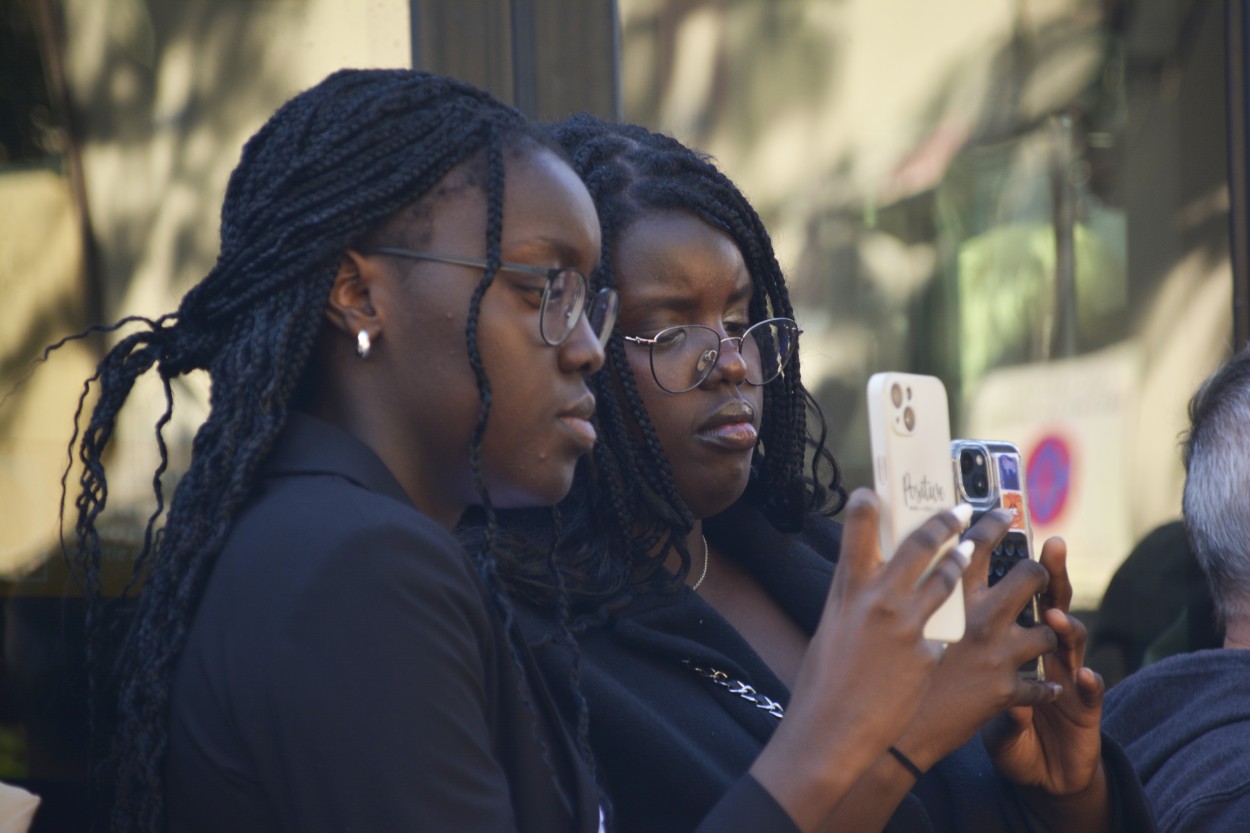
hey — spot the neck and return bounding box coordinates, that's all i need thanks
[1224,616,1250,650]
[307,390,468,531]
[656,522,707,587]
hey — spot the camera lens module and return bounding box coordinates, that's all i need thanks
[959,446,991,498]
[891,383,903,407]
[903,406,915,431]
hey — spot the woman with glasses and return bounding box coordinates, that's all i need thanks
[472,114,1156,833]
[58,70,618,833]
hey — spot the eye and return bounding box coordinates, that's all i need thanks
[505,275,548,304]
[724,319,750,338]
[652,326,690,352]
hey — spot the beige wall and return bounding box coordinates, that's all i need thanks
[0,0,410,579]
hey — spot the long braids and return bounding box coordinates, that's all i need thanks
[492,114,846,619]
[64,69,563,833]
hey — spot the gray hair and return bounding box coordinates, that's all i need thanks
[1182,346,1250,627]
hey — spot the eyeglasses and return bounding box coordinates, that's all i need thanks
[357,248,620,347]
[622,317,802,393]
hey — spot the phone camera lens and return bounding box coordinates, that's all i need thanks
[972,473,988,496]
[903,406,915,431]
[890,383,903,407]
[960,451,974,474]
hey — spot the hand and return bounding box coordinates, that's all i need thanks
[982,537,1109,830]
[750,489,971,833]
[892,510,1061,770]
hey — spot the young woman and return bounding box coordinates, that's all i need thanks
[479,115,1156,833]
[62,70,620,833]
[60,70,967,833]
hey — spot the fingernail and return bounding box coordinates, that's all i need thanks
[951,503,974,528]
[1049,683,1063,697]
[951,539,974,570]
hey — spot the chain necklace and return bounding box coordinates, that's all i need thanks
[683,660,785,719]
[692,535,710,591]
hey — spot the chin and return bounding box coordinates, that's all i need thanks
[488,470,578,510]
[683,468,751,519]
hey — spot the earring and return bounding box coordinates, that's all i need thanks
[356,330,372,359]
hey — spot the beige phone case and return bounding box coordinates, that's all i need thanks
[867,372,964,643]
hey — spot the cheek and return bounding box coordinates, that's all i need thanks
[626,359,686,460]
[472,297,576,505]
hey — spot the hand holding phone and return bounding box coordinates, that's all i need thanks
[867,372,964,643]
[952,439,1043,678]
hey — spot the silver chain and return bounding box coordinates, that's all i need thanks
[683,661,786,720]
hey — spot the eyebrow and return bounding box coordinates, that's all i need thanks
[631,275,754,312]
[503,235,588,267]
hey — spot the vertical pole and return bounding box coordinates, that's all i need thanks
[1227,0,1250,349]
[1050,113,1078,359]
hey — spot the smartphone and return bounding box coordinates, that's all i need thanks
[867,372,963,643]
[951,439,1043,679]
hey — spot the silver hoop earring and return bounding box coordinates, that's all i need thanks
[356,330,372,359]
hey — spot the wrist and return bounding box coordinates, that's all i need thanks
[889,722,951,773]
[749,722,875,833]
[1015,760,1109,833]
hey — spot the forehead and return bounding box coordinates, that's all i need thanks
[499,146,600,262]
[613,210,752,304]
[396,144,600,265]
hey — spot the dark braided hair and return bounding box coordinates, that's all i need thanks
[486,114,846,621]
[62,69,574,833]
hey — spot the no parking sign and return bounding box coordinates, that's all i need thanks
[1026,435,1072,526]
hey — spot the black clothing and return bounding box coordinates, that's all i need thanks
[1089,520,1222,685]
[1103,649,1250,833]
[519,501,1155,833]
[166,413,599,833]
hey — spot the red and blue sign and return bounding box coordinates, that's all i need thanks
[1026,435,1071,525]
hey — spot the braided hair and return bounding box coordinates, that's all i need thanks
[488,114,845,619]
[63,69,563,833]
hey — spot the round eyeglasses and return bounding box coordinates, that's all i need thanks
[357,248,620,347]
[622,317,802,394]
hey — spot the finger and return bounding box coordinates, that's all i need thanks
[1075,666,1105,710]
[1009,619,1059,667]
[1042,607,1088,670]
[885,503,973,588]
[961,508,1014,587]
[1008,676,1063,708]
[1037,537,1072,613]
[833,489,885,597]
[985,558,1049,621]
[915,539,974,619]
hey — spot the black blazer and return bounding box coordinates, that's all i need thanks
[517,501,1155,833]
[165,413,599,833]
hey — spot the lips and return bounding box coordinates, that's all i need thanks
[696,400,759,450]
[557,393,598,451]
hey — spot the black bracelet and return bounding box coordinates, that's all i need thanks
[887,745,925,781]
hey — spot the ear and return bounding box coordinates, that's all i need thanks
[325,250,382,348]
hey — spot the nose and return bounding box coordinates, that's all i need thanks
[699,334,749,388]
[557,312,607,376]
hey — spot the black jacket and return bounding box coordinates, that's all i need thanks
[518,500,1155,833]
[166,413,600,833]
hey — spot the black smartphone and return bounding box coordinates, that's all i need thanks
[951,439,1043,679]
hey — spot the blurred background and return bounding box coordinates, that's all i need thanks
[0,0,1240,828]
